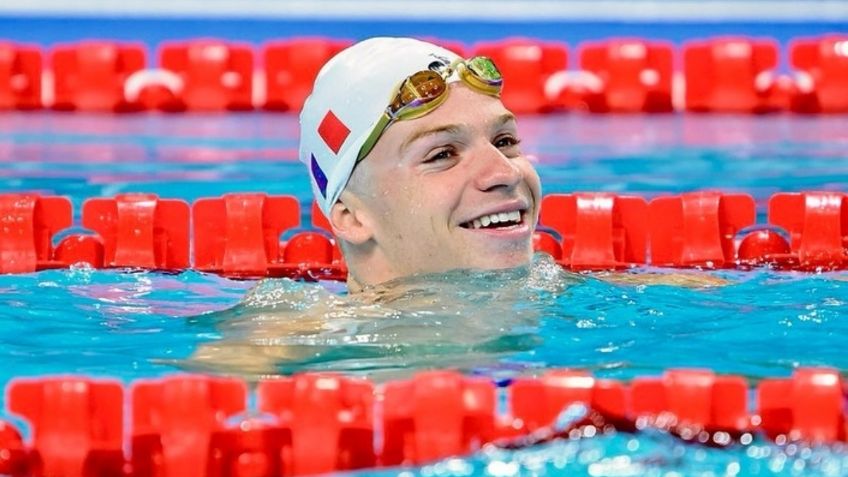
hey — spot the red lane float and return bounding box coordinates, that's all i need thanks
[736,229,793,267]
[0,42,42,110]
[263,38,350,112]
[82,193,190,270]
[578,38,674,113]
[0,420,26,476]
[790,35,848,113]
[768,192,848,270]
[758,368,845,442]
[0,194,71,273]
[6,35,848,115]
[0,191,844,275]
[51,41,146,112]
[7,35,848,115]
[509,370,628,434]
[684,37,788,113]
[132,375,247,477]
[471,38,568,114]
[382,371,495,465]
[158,39,254,112]
[193,193,300,277]
[206,419,289,477]
[281,231,347,281]
[649,192,756,268]
[192,193,345,280]
[539,193,648,270]
[2,367,847,477]
[7,377,124,477]
[258,374,375,474]
[631,370,750,434]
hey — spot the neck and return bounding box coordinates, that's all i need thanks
[342,247,401,293]
[346,275,364,294]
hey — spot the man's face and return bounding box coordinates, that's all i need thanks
[346,83,542,278]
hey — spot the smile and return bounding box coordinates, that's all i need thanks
[460,209,525,230]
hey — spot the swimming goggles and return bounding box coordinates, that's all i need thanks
[356,56,504,162]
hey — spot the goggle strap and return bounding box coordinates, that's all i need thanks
[356,114,392,163]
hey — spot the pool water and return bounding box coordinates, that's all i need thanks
[368,432,848,476]
[0,112,847,475]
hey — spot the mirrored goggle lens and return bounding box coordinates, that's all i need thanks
[389,71,447,116]
[465,56,503,86]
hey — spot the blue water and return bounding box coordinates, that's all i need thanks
[0,112,847,475]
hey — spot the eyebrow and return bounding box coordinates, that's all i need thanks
[493,113,517,130]
[399,113,518,154]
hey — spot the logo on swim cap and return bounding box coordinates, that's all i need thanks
[317,110,350,155]
[310,154,328,198]
[427,54,452,72]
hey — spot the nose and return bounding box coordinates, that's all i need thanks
[471,143,523,192]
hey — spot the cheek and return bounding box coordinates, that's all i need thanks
[369,167,464,238]
[364,175,424,235]
[416,177,465,222]
[521,161,543,197]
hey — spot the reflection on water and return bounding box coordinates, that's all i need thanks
[183,254,581,380]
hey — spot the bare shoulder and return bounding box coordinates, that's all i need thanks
[600,271,731,288]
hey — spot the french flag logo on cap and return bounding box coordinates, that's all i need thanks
[311,110,351,198]
[310,154,328,198]
[318,110,350,154]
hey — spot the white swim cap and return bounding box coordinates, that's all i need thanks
[299,37,462,218]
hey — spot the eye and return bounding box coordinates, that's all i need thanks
[423,146,457,164]
[494,134,522,153]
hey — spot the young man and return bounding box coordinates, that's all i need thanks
[300,37,542,292]
[184,38,722,378]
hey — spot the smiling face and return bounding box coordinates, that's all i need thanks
[333,83,542,287]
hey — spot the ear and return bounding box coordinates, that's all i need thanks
[329,193,374,245]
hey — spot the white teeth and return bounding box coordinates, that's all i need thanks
[466,210,523,229]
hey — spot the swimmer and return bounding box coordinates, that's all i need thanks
[294,37,723,290]
[184,38,550,378]
[302,38,541,292]
[183,37,723,379]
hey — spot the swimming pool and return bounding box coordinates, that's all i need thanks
[0,110,846,475]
